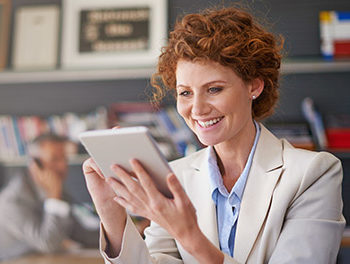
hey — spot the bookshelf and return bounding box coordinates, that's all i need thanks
[0,0,349,262]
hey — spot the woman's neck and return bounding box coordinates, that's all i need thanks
[214,120,257,191]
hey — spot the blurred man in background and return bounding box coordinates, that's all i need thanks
[0,133,99,260]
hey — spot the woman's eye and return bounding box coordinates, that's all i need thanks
[179,91,191,97]
[208,87,222,93]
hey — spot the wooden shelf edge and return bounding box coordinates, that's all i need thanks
[0,67,155,84]
[281,60,350,74]
[0,59,349,84]
[0,154,89,167]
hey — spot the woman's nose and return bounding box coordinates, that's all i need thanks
[191,95,210,116]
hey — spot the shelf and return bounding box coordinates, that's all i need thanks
[0,67,155,84]
[0,154,89,168]
[281,58,350,74]
[328,150,350,159]
[0,58,349,84]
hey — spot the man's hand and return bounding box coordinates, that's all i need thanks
[29,161,64,199]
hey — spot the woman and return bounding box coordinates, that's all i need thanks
[83,6,345,264]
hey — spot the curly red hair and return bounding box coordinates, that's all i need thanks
[151,6,284,120]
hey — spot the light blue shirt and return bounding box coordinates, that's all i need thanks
[207,121,260,257]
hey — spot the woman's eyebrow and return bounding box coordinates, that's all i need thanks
[176,80,227,89]
[176,84,189,89]
[204,80,226,86]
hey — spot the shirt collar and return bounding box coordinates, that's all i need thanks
[207,121,261,204]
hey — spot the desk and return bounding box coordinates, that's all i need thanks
[342,228,350,248]
[1,249,104,264]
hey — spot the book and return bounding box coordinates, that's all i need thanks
[325,114,350,150]
[0,0,11,70]
[301,97,328,150]
[320,11,334,59]
[320,11,350,59]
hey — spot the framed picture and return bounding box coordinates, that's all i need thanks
[12,5,60,70]
[0,0,11,70]
[61,0,167,69]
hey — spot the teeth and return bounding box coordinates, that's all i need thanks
[198,117,222,128]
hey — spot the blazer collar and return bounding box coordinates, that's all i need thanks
[234,124,284,262]
[184,148,220,247]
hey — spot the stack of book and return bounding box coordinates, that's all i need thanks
[108,102,200,160]
[265,122,315,151]
[320,11,350,59]
[0,107,108,161]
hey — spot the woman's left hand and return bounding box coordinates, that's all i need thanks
[106,158,200,250]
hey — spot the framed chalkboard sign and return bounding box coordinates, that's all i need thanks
[61,0,167,69]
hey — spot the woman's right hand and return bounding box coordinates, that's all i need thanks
[82,158,127,255]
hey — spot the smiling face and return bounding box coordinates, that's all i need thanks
[176,59,263,147]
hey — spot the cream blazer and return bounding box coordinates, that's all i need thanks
[101,125,345,264]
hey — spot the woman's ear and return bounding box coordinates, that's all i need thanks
[249,78,264,100]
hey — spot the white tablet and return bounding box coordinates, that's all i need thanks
[79,126,173,198]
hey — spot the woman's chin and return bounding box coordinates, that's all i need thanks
[198,136,221,147]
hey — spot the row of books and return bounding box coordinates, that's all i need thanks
[320,11,350,59]
[0,107,108,161]
[0,102,200,163]
[2,100,346,163]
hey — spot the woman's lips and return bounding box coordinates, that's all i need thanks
[197,116,224,128]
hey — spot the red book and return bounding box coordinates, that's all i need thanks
[326,128,350,149]
[334,40,350,57]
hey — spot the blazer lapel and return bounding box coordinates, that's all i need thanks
[234,125,284,263]
[182,149,220,248]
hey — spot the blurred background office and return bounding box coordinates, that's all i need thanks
[0,0,349,263]
[0,133,100,260]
